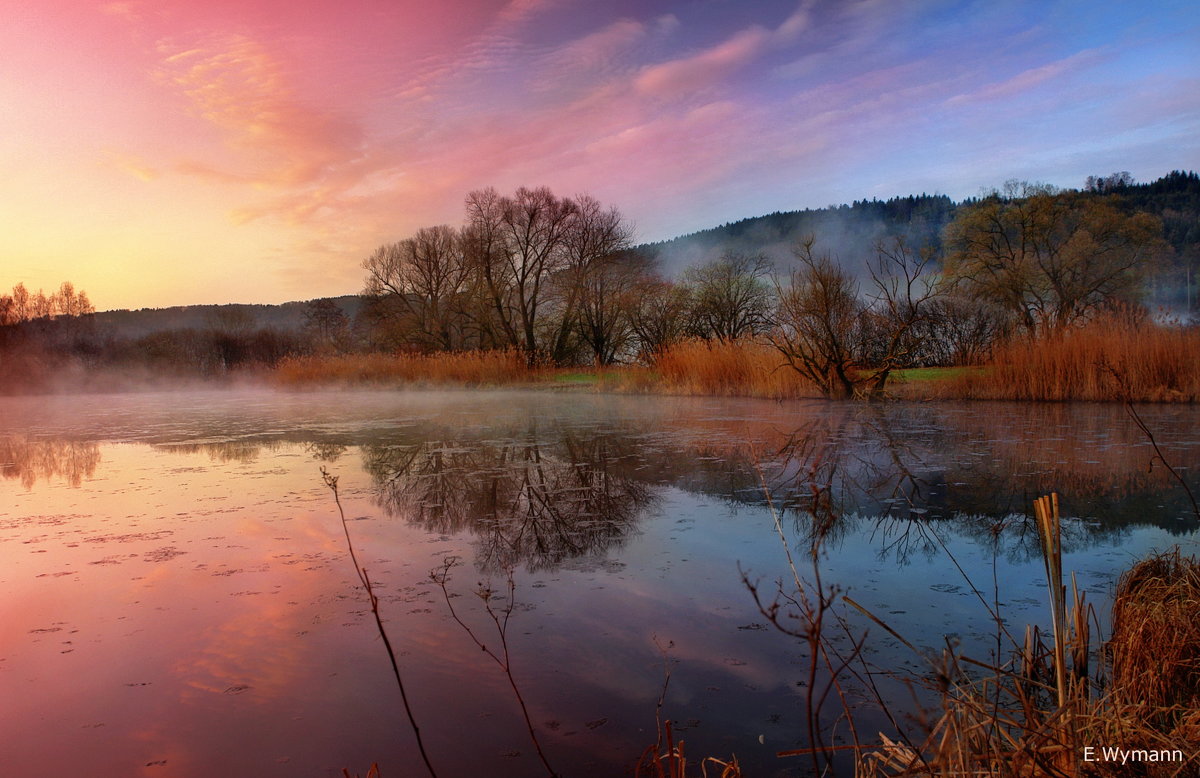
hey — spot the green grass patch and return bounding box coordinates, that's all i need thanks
[550,371,624,386]
[890,366,987,382]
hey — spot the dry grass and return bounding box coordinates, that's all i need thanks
[1108,550,1200,743]
[646,338,819,399]
[953,319,1200,402]
[635,720,744,778]
[273,349,532,387]
[265,319,1200,403]
[860,498,1200,778]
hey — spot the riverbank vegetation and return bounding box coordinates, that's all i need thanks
[748,469,1200,777]
[3,172,1198,400]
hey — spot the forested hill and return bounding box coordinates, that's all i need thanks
[640,171,1200,283]
[90,296,363,340]
[641,193,956,278]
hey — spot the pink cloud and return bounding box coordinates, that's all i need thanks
[154,32,364,187]
[945,49,1102,106]
[635,26,773,97]
[634,3,811,97]
[539,18,648,79]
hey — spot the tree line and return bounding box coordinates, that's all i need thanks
[0,173,1181,394]
[356,179,1171,397]
[0,282,94,324]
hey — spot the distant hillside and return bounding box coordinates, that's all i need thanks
[641,193,957,279]
[93,296,362,340]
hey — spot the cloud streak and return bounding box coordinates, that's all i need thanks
[154,32,364,188]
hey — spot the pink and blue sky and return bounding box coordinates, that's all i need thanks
[2,0,1197,309]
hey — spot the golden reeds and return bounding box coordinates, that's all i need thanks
[955,318,1200,402]
[648,337,818,399]
[635,720,744,778]
[858,494,1200,778]
[1109,550,1200,738]
[273,348,531,387]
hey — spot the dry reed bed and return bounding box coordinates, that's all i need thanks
[954,321,1200,402]
[647,338,819,399]
[273,349,533,387]
[1107,549,1200,750]
[267,320,1200,404]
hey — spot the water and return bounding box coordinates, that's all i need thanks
[1,389,1197,777]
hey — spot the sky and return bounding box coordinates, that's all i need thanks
[2,0,1197,310]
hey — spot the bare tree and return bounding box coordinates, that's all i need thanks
[548,194,634,363]
[771,237,946,398]
[575,250,647,366]
[769,238,863,398]
[682,252,774,341]
[916,294,1010,366]
[363,225,473,351]
[463,187,578,364]
[629,276,691,361]
[498,187,579,364]
[302,298,350,351]
[857,236,944,396]
[462,188,520,350]
[11,283,29,322]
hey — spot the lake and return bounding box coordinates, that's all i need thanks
[1,389,1197,777]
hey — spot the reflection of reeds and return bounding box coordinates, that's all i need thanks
[321,468,439,778]
[0,436,101,488]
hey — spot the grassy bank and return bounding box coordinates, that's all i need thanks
[273,349,534,387]
[266,320,1200,403]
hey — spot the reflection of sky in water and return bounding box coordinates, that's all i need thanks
[1,390,1197,777]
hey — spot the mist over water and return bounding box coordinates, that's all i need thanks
[2,389,1197,776]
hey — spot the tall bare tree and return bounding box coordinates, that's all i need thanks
[858,236,944,395]
[682,252,774,341]
[771,237,946,398]
[549,194,634,363]
[629,276,691,361]
[363,225,472,351]
[770,238,863,398]
[575,250,646,366]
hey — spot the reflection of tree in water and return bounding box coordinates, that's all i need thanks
[0,436,101,488]
[153,440,278,464]
[85,397,1196,568]
[362,423,657,572]
[304,442,347,463]
[153,439,351,465]
[682,401,1199,565]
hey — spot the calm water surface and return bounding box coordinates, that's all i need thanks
[1,389,1197,777]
